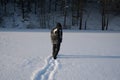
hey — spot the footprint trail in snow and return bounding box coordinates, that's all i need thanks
[31,56,59,80]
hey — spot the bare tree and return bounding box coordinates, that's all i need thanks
[79,0,83,30]
[63,0,67,29]
[3,0,8,14]
[101,0,109,30]
[27,0,32,12]
[13,0,16,12]
[34,0,37,14]
[21,0,25,19]
[55,0,57,11]
[71,0,84,30]
[39,0,46,28]
[71,0,79,26]
[49,0,52,13]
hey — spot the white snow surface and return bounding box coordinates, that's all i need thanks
[0,31,120,80]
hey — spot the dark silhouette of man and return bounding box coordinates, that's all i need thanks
[51,23,63,59]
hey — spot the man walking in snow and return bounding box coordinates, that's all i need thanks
[51,23,63,59]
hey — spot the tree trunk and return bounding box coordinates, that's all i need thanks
[49,0,52,13]
[39,0,46,28]
[55,0,57,11]
[4,0,7,14]
[63,0,67,29]
[101,0,109,30]
[21,0,25,19]
[34,0,37,14]
[79,0,83,30]
[27,0,31,12]
[13,0,16,12]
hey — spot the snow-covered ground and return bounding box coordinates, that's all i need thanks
[0,31,120,80]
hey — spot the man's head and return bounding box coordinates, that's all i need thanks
[56,23,62,29]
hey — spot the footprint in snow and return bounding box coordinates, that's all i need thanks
[31,56,59,80]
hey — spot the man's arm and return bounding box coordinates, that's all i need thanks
[59,29,62,43]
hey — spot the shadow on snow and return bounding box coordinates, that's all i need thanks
[58,54,120,59]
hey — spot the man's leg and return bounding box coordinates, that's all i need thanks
[54,43,61,59]
[52,44,56,59]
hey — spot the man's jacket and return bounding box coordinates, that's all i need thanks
[51,26,62,44]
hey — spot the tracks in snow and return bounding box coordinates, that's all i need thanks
[31,56,59,80]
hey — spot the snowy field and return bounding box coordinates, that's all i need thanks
[0,31,120,80]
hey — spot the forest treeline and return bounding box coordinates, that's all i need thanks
[0,0,120,30]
